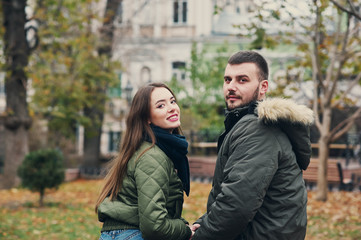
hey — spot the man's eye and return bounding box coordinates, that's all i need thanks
[224,78,231,82]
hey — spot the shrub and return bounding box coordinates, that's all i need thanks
[17,149,65,206]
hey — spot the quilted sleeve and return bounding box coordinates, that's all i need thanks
[135,149,192,240]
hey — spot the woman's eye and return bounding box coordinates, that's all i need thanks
[157,104,165,109]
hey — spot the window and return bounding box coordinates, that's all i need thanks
[108,131,121,152]
[173,0,187,24]
[140,67,151,84]
[108,72,122,98]
[172,61,186,81]
[115,1,123,24]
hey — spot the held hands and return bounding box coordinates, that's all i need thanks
[188,224,201,240]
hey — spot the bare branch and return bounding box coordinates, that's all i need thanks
[311,50,322,130]
[330,107,361,141]
[347,0,361,20]
[311,1,326,121]
[332,71,361,107]
[330,0,361,21]
[313,3,325,93]
[327,13,353,107]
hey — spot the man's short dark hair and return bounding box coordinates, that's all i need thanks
[228,51,269,81]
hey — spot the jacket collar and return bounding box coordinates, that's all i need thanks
[217,101,258,152]
[224,101,258,132]
[219,98,314,170]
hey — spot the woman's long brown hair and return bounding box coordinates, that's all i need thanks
[95,82,180,212]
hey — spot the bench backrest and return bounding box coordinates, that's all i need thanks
[303,159,340,183]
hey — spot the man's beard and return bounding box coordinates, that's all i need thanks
[226,86,259,110]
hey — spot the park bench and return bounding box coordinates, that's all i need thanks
[303,159,354,191]
[188,156,355,191]
[188,156,216,182]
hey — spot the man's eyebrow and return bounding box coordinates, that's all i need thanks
[236,74,249,78]
[224,74,249,78]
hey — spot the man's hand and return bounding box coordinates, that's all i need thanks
[190,224,201,232]
[189,223,201,239]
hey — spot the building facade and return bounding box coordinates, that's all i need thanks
[99,0,258,156]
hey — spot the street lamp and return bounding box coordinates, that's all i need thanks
[124,80,133,106]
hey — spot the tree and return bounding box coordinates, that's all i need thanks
[170,42,233,136]
[243,0,361,201]
[309,0,361,201]
[0,0,36,188]
[17,149,64,206]
[82,0,122,170]
[29,0,121,168]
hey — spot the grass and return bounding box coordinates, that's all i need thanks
[1,179,361,239]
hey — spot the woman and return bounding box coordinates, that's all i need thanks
[95,83,193,240]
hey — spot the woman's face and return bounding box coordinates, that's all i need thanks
[149,87,181,133]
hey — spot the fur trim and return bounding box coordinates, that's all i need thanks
[257,98,314,125]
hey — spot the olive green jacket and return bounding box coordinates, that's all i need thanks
[98,142,192,240]
[193,98,314,240]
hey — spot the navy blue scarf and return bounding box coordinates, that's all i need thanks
[148,125,190,196]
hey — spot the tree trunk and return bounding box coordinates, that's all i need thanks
[0,0,32,189]
[1,127,28,188]
[82,106,104,169]
[39,188,45,207]
[82,0,121,171]
[316,107,332,201]
[316,137,330,201]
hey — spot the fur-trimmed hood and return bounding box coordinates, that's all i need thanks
[257,98,314,125]
[222,98,313,170]
[257,98,314,170]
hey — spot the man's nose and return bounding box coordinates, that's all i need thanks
[227,79,236,91]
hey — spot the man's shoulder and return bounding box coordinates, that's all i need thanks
[257,98,314,125]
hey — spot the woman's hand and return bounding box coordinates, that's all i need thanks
[188,224,201,239]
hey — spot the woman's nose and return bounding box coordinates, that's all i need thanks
[168,107,175,112]
[168,104,176,112]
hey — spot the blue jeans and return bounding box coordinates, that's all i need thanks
[99,229,144,240]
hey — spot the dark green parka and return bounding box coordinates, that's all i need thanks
[193,98,314,240]
[97,142,192,240]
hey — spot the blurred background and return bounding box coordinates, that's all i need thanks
[1,0,361,239]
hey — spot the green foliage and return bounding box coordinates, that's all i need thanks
[169,42,234,133]
[17,149,65,205]
[29,0,121,139]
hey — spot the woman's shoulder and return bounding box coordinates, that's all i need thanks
[135,142,170,165]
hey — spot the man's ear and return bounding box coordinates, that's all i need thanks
[259,80,268,97]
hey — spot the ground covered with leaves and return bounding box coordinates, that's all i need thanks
[0,179,360,239]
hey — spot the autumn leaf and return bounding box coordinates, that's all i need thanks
[1,179,361,239]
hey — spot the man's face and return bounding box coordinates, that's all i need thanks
[223,62,268,110]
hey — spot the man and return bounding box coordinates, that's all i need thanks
[191,51,314,240]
